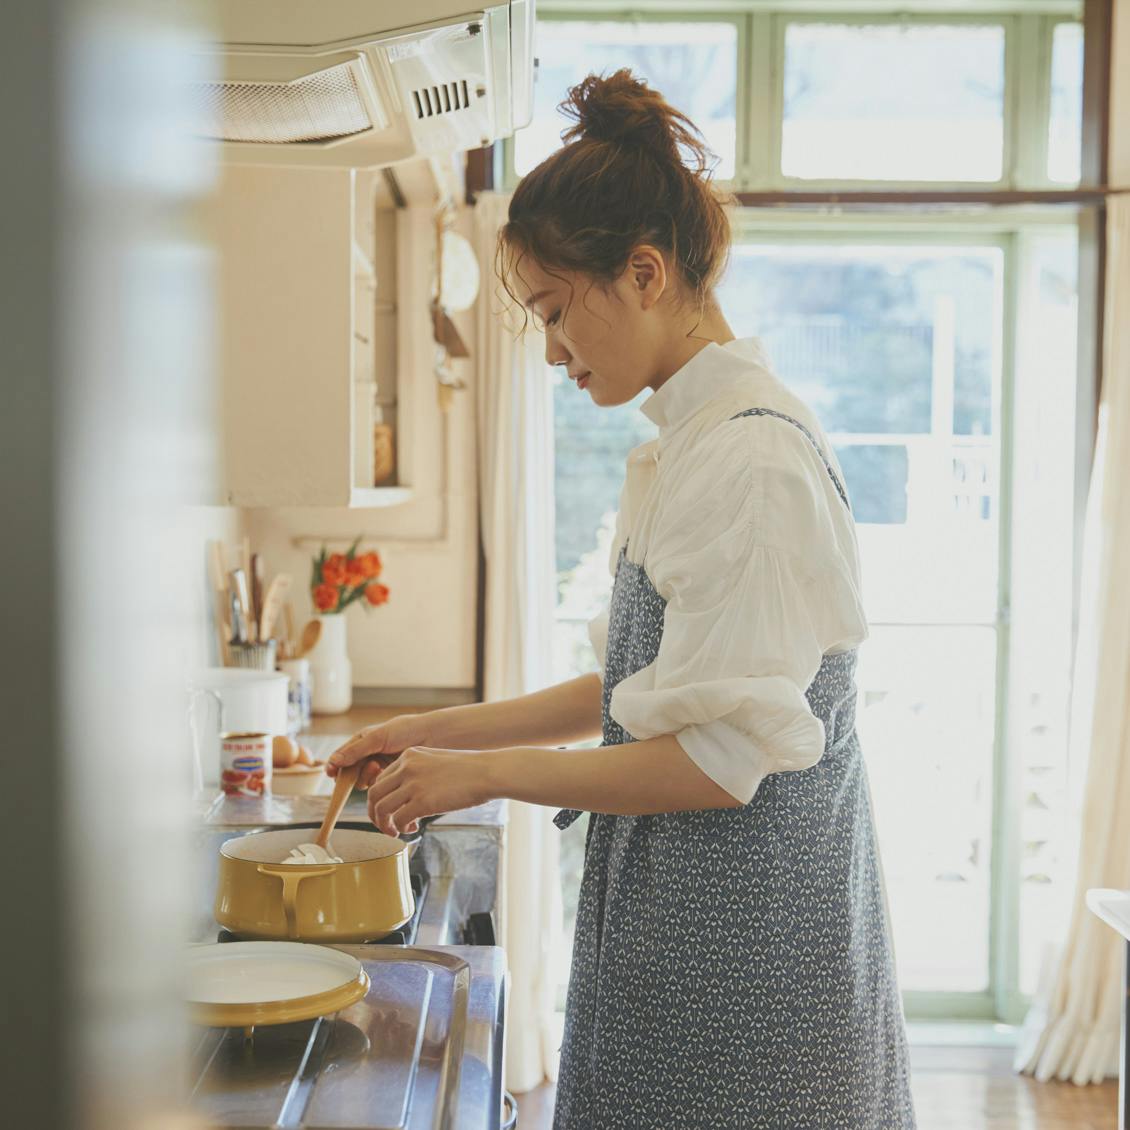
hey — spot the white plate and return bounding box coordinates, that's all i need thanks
[187,941,364,1005]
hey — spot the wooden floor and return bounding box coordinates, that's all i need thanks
[509,1045,1119,1129]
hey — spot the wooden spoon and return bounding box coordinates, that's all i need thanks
[259,573,291,642]
[314,762,361,851]
[298,619,322,658]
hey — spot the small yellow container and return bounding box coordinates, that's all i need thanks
[215,827,413,943]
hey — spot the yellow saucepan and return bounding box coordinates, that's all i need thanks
[215,827,413,942]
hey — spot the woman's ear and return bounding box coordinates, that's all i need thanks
[626,245,668,311]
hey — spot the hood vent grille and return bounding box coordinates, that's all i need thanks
[193,61,375,144]
[411,79,471,120]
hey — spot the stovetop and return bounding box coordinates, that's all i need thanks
[189,944,508,1130]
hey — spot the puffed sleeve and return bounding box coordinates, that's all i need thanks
[607,414,867,804]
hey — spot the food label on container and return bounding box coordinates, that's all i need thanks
[220,732,272,797]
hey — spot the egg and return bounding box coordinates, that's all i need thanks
[296,744,315,766]
[272,735,299,768]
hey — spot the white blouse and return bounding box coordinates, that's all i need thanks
[588,336,868,805]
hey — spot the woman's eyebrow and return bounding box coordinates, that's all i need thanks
[523,288,555,310]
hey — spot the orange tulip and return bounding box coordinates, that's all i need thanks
[365,582,390,607]
[344,559,368,588]
[357,551,382,579]
[322,554,348,586]
[313,582,339,612]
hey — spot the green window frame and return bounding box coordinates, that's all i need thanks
[521,3,1093,1028]
[500,2,1084,193]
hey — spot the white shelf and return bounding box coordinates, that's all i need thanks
[1087,888,1130,942]
[349,486,413,509]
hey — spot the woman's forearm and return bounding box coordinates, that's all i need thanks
[420,672,603,750]
[482,733,742,816]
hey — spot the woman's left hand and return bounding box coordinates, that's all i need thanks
[367,745,494,836]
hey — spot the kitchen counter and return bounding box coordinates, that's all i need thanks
[302,703,434,737]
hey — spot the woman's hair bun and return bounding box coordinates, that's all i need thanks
[498,67,733,326]
[559,68,709,174]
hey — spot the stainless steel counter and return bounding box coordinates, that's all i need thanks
[189,944,508,1130]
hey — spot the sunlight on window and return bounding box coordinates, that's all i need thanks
[1048,22,1084,184]
[515,20,738,180]
[782,23,1006,182]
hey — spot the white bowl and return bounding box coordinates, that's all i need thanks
[271,764,327,796]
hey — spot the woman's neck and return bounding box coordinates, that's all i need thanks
[649,303,737,391]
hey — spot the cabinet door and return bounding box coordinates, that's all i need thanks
[217,165,353,506]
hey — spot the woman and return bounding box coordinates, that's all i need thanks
[329,70,916,1129]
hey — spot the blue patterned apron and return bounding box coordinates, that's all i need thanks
[552,408,916,1129]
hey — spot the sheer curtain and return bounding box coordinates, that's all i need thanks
[1014,194,1130,1084]
[472,191,564,1091]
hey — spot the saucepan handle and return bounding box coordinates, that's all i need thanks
[256,864,336,938]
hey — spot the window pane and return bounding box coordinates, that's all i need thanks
[1048,22,1084,184]
[515,21,738,179]
[857,625,998,991]
[1013,233,1079,995]
[782,23,1005,182]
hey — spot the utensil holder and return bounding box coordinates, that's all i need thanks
[228,640,277,672]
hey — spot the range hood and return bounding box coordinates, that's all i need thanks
[193,0,534,168]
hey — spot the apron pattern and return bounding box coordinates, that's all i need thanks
[551,407,916,1128]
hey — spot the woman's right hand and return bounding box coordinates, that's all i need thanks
[326,713,433,789]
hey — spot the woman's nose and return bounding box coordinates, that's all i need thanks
[544,333,570,369]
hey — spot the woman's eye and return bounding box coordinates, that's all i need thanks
[546,311,560,327]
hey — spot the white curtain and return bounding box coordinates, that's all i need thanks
[1014,196,1130,1084]
[472,191,564,1092]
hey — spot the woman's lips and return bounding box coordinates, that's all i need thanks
[576,372,590,390]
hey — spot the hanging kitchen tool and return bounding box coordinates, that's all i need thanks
[430,208,477,411]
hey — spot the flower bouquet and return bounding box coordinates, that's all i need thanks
[307,538,390,714]
[311,538,390,614]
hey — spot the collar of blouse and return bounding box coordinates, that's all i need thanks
[618,336,774,524]
[639,336,773,434]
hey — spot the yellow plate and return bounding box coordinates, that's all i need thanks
[186,941,370,1028]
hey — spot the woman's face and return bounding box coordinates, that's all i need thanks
[509,251,670,408]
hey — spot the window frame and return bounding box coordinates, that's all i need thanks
[503,3,1084,193]
[522,2,1096,1027]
